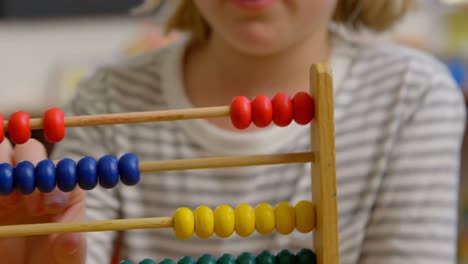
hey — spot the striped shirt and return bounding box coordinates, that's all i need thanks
[51,31,466,264]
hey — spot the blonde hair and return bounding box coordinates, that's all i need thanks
[165,0,413,44]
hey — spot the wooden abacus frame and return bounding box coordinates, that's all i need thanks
[309,64,339,264]
[0,64,339,264]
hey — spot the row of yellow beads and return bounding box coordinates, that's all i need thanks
[172,200,315,240]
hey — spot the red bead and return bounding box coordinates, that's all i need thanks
[230,96,252,129]
[0,115,4,143]
[44,108,65,143]
[271,93,293,127]
[251,95,273,128]
[8,111,31,144]
[292,92,315,125]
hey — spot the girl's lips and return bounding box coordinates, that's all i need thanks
[230,0,276,12]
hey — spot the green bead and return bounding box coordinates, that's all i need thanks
[256,251,275,264]
[160,259,176,264]
[120,261,134,264]
[140,259,157,264]
[296,249,316,264]
[217,254,236,264]
[178,256,196,264]
[237,252,256,264]
[276,249,296,264]
[198,254,217,264]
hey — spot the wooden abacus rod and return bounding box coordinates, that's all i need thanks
[139,152,314,173]
[0,200,316,237]
[3,106,231,130]
[0,217,173,237]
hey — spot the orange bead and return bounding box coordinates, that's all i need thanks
[251,95,273,128]
[272,93,293,127]
[44,107,65,143]
[8,111,31,144]
[292,92,314,125]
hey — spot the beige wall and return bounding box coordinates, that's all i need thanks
[0,16,145,116]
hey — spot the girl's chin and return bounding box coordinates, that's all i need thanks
[230,40,286,56]
[224,32,287,56]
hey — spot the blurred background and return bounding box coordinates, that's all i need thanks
[0,0,467,262]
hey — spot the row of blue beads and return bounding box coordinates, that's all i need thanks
[0,153,140,195]
[120,249,316,264]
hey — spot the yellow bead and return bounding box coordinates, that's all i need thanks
[214,205,235,238]
[235,204,255,237]
[255,203,275,235]
[295,200,315,233]
[173,207,194,240]
[275,202,295,235]
[194,205,214,239]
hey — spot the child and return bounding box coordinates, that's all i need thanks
[0,0,465,263]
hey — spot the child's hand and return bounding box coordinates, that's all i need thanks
[0,139,86,264]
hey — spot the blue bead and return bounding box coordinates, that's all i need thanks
[56,158,77,192]
[35,160,56,193]
[119,153,140,186]
[0,163,14,195]
[77,157,97,190]
[14,161,35,195]
[98,155,119,189]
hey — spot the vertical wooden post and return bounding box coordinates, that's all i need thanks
[310,63,339,264]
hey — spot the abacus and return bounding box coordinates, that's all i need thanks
[0,64,339,264]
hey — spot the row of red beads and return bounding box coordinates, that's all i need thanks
[230,92,314,129]
[0,108,65,145]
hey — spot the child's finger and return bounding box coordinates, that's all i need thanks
[44,188,70,215]
[0,190,21,211]
[0,139,13,163]
[22,189,70,217]
[53,232,86,264]
[12,138,47,164]
[52,198,86,264]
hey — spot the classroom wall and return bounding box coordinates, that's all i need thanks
[0,16,146,117]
